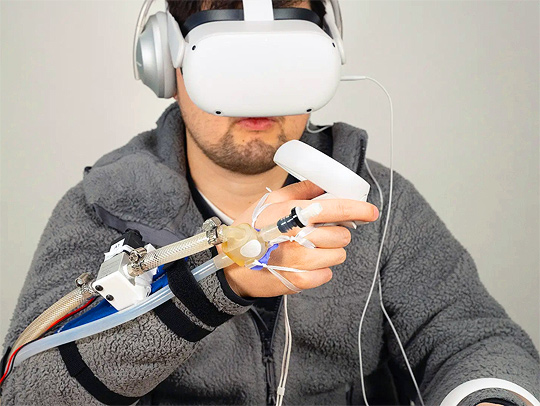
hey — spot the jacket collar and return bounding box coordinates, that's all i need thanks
[83,103,368,245]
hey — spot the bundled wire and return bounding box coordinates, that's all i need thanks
[0,297,96,387]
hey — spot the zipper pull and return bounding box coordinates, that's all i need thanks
[263,354,277,405]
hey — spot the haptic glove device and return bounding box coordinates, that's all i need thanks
[1,203,322,385]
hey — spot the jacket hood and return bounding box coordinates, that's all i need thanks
[82,103,368,245]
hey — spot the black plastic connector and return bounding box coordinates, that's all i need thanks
[276,207,304,233]
[110,229,145,250]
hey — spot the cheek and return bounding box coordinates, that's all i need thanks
[184,107,231,142]
[176,72,231,138]
[284,114,310,138]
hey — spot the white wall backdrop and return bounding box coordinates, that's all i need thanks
[1,0,538,357]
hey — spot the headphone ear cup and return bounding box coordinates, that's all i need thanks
[167,11,185,69]
[135,11,176,98]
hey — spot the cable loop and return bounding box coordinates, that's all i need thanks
[250,189,316,292]
[250,261,305,293]
[270,225,317,249]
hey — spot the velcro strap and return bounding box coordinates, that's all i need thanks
[153,300,213,342]
[59,342,139,405]
[167,260,233,327]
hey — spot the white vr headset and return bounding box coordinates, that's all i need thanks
[134,0,345,117]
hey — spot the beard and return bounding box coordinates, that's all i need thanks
[188,126,290,175]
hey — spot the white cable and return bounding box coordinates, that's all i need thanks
[250,192,317,405]
[251,190,273,228]
[349,76,425,406]
[276,294,293,406]
[368,160,425,406]
[305,120,333,134]
[270,225,317,249]
[250,261,306,293]
[250,191,311,293]
[364,160,384,214]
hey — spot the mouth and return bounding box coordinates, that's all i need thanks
[234,117,277,131]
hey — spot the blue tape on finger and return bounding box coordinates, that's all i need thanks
[251,244,279,270]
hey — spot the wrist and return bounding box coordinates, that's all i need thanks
[223,263,250,298]
[216,268,256,305]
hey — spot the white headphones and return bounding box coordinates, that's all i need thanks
[133,0,346,117]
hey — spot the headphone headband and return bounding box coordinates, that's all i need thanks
[181,8,323,37]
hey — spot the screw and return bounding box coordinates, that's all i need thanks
[332,42,336,47]
[95,285,103,291]
[106,294,114,301]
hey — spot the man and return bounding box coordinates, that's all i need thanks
[2,0,539,405]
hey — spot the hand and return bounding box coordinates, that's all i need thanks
[222,180,379,298]
[477,404,506,406]
[477,391,534,406]
[477,403,533,406]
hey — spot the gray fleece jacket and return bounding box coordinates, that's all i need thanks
[2,103,539,406]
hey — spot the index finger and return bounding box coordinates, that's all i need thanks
[267,180,325,203]
[305,199,379,224]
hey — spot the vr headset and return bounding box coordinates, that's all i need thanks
[134,0,345,117]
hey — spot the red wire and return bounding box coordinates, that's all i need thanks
[0,297,96,387]
[45,297,96,332]
[0,344,26,386]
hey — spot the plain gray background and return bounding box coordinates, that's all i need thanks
[1,0,539,354]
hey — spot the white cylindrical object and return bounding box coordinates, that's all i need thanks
[274,140,370,203]
[440,378,540,406]
[296,203,323,226]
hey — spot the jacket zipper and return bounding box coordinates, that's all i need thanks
[250,296,283,406]
[262,339,277,405]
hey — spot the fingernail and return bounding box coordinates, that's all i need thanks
[373,205,380,220]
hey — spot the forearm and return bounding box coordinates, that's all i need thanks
[3,309,197,405]
[2,260,252,405]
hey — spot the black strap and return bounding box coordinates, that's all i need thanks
[153,300,213,342]
[1,346,11,376]
[93,204,182,247]
[59,342,139,406]
[216,268,256,307]
[167,260,233,327]
[182,8,322,36]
